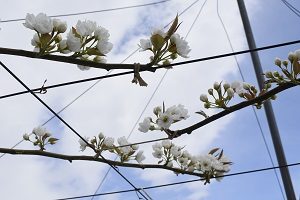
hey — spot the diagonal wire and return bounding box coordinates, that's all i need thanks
[90,0,208,198]
[54,161,300,200]
[281,0,300,18]
[0,0,172,23]
[0,61,150,200]
[216,0,286,199]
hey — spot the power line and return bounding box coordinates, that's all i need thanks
[0,0,200,162]
[216,0,286,199]
[1,39,300,101]
[0,0,172,23]
[91,0,208,197]
[281,0,300,18]
[0,61,150,200]
[54,161,300,200]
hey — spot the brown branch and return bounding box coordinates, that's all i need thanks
[172,82,298,137]
[0,147,204,177]
[0,47,155,72]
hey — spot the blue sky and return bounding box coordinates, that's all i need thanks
[0,0,299,199]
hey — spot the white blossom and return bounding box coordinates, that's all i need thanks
[178,157,189,166]
[77,65,90,71]
[138,117,151,133]
[274,57,281,66]
[294,49,300,59]
[139,39,152,51]
[117,136,129,146]
[98,132,104,139]
[53,19,67,33]
[152,142,162,151]
[23,13,54,34]
[152,149,163,158]
[120,146,132,155]
[170,145,181,157]
[170,33,191,58]
[94,26,110,41]
[135,150,145,164]
[231,81,244,95]
[94,56,107,63]
[227,88,235,98]
[96,40,113,55]
[152,27,166,38]
[166,161,173,168]
[153,106,162,115]
[31,33,39,46]
[78,136,89,151]
[66,31,81,52]
[76,20,96,36]
[166,104,189,121]
[157,112,173,129]
[103,137,114,147]
[161,140,172,148]
[33,126,49,137]
[198,155,215,172]
[288,52,295,61]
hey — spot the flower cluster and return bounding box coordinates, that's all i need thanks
[199,81,272,109]
[152,140,231,184]
[78,133,145,164]
[264,49,300,85]
[138,104,189,133]
[139,15,191,66]
[23,126,58,150]
[23,13,113,70]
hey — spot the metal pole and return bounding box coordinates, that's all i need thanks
[237,0,296,199]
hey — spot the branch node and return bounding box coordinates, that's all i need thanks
[132,63,148,86]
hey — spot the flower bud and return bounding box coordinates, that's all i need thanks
[98,132,104,139]
[213,82,220,90]
[274,57,281,66]
[204,102,210,109]
[242,83,251,90]
[23,133,30,141]
[223,82,230,90]
[208,88,213,95]
[271,94,277,100]
[200,94,208,102]
[264,71,273,78]
[227,88,234,98]
[282,60,288,67]
[153,106,162,116]
[273,71,280,77]
[288,52,295,62]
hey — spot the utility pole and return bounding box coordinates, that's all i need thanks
[237,1,296,199]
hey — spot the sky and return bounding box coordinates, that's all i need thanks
[0,0,300,199]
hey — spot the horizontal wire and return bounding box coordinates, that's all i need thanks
[0,0,172,23]
[1,39,299,100]
[54,161,300,200]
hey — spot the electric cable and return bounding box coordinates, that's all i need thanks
[216,0,286,199]
[54,161,300,200]
[281,0,300,18]
[0,0,172,23]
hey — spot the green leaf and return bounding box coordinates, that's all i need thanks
[166,14,179,38]
[208,148,219,155]
[150,34,165,50]
[72,27,81,38]
[48,138,59,145]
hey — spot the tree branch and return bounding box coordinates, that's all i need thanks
[0,47,155,72]
[0,147,204,177]
[172,82,298,137]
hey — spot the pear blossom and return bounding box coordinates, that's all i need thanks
[294,49,300,59]
[166,161,173,168]
[170,145,181,157]
[53,19,67,33]
[152,142,162,151]
[79,136,89,151]
[153,106,162,115]
[170,33,191,58]
[23,13,54,34]
[166,104,189,121]
[135,150,146,164]
[227,88,235,98]
[139,39,152,51]
[161,140,172,148]
[103,137,114,147]
[31,33,39,46]
[157,112,173,129]
[77,65,90,71]
[94,56,107,63]
[76,20,96,36]
[288,52,295,61]
[96,40,113,55]
[98,132,105,139]
[94,26,110,41]
[152,27,166,38]
[23,133,30,140]
[138,117,151,133]
[66,31,81,52]
[117,136,129,146]
[33,126,49,137]
[152,149,163,158]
